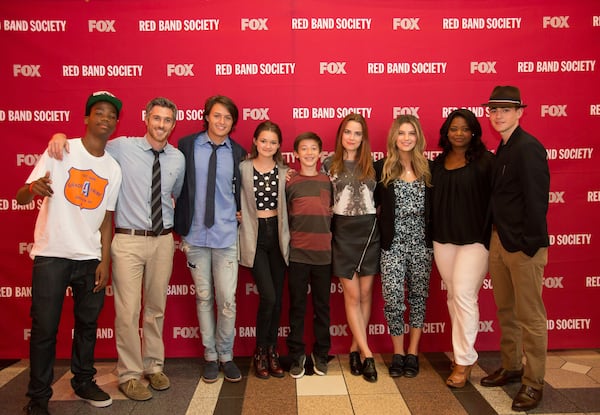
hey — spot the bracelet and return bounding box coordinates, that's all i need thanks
[29,181,35,193]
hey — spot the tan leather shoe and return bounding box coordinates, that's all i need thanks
[146,372,170,391]
[119,379,152,401]
[446,364,473,388]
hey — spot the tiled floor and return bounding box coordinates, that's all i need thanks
[1,350,599,414]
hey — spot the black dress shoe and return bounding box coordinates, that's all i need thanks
[480,367,523,387]
[362,357,377,382]
[512,385,543,411]
[389,354,405,377]
[349,351,363,376]
[403,354,419,378]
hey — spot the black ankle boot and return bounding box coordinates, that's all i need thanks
[349,351,363,376]
[362,357,377,382]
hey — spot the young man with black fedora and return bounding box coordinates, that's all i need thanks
[481,85,550,412]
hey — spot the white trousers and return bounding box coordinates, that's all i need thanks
[433,242,488,365]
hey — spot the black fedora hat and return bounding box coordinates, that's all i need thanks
[482,85,527,108]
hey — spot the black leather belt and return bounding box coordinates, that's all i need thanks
[115,228,172,237]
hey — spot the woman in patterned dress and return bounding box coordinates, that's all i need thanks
[374,114,433,378]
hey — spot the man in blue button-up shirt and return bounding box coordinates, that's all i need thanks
[174,95,247,384]
[48,97,185,401]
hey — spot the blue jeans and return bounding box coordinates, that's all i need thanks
[182,241,238,362]
[27,256,105,403]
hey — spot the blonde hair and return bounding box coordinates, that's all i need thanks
[329,113,375,180]
[381,115,431,187]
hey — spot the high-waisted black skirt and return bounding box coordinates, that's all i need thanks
[332,214,380,279]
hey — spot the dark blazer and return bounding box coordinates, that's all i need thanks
[174,131,247,237]
[374,158,432,250]
[489,125,549,257]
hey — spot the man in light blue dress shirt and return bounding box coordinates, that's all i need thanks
[48,97,186,401]
[174,95,247,383]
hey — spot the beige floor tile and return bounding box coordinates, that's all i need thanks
[342,354,399,395]
[0,359,29,388]
[185,376,223,415]
[563,354,600,368]
[296,374,348,396]
[185,397,219,415]
[189,377,224,398]
[298,395,353,415]
[545,367,599,389]
[351,393,411,415]
[325,355,343,375]
[550,350,600,359]
[561,361,591,375]
[546,354,566,369]
[586,367,600,383]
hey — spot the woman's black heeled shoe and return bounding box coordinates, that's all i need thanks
[362,357,378,382]
[349,351,363,376]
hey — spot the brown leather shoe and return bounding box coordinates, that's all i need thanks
[446,364,473,388]
[254,347,269,379]
[480,367,523,387]
[512,385,543,411]
[267,345,284,378]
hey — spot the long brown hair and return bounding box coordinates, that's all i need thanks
[329,113,374,180]
[381,115,431,187]
[249,120,284,165]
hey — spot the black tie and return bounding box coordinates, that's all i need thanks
[204,143,219,228]
[151,150,164,235]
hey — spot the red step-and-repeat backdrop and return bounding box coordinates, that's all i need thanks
[1,0,599,358]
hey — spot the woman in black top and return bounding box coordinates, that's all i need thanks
[431,109,494,388]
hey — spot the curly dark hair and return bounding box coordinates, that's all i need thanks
[438,109,487,163]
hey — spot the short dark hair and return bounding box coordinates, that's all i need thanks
[294,132,322,152]
[145,97,177,120]
[203,95,238,130]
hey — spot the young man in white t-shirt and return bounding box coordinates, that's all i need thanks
[16,91,123,415]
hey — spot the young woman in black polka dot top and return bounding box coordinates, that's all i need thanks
[238,121,290,379]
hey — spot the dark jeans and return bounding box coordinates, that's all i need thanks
[27,256,105,403]
[251,217,287,347]
[286,261,332,358]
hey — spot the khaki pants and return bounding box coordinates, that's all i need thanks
[112,233,175,383]
[488,230,548,389]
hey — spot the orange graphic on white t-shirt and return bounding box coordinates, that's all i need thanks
[64,167,108,210]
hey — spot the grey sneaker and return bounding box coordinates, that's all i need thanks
[202,361,219,383]
[290,355,306,379]
[74,379,113,407]
[312,353,328,376]
[222,361,242,383]
[146,372,170,391]
[118,379,152,401]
